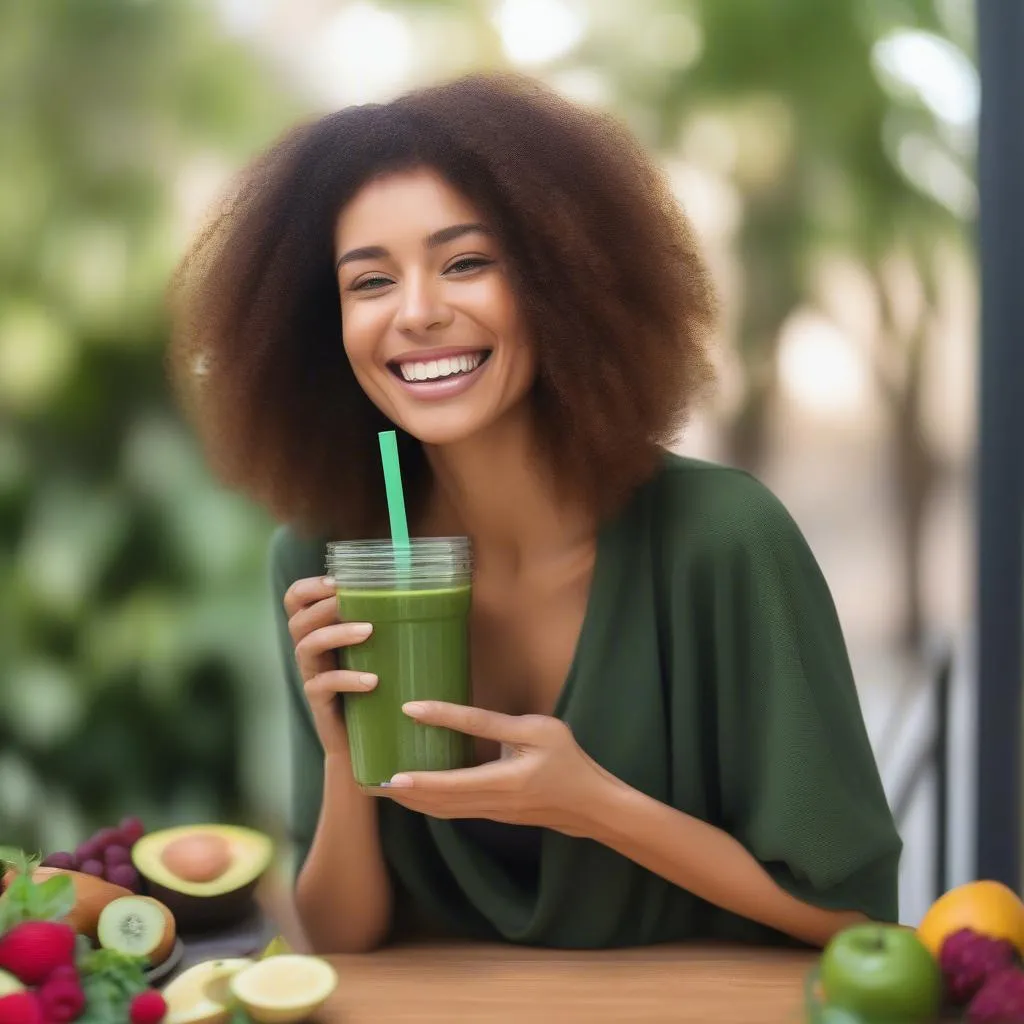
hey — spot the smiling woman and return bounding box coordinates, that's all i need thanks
[166,71,902,956]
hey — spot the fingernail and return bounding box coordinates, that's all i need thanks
[403,702,426,716]
[388,774,413,788]
[359,673,378,688]
[321,576,336,588]
[350,622,373,638]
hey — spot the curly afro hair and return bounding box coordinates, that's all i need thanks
[167,71,717,539]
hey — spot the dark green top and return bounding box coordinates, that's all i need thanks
[269,453,902,949]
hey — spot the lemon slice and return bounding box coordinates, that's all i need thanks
[229,954,338,1024]
[161,958,254,1024]
[0,969,24,997]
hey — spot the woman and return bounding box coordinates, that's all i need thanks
[168,71,902,955]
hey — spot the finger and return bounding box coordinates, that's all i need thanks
[304,669,378,703]
[402,702,544,746]
[383,757,517,792]
[287,595,340,644]
[295,621,373,662]
[283,576,338,619]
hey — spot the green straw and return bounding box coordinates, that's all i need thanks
[378,430,411,575]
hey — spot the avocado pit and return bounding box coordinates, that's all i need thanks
[132,824,274,933]
[160,832,232,883]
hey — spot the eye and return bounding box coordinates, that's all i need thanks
[351,275,393,292]
[445,256,493,275]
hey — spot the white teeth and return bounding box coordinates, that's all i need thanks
[398,352,485,382]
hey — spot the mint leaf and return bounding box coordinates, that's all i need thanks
[30,874,76,921]
[77,972,122,1024]
[0,870,37,933]
[0,850,74,932]
[76,948,149,1024]
[78,946,149,993]
[0,847,41,875]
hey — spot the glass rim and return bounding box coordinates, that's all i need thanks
[326,536,471,549]
[325,535,473,582]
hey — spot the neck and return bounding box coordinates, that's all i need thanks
[419,407,595,575]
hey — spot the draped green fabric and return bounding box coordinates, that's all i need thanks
[269,453,901,949]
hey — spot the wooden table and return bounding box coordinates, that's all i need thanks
[255,873,816,1022]
[311,942,816,1023]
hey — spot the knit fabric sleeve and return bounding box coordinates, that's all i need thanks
[268,524,327,880]
[675,467,903,933]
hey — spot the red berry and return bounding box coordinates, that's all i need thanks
[968,966,1024,1023]
[130,989,167,1024]
[0,922,76,985]
[940,927,1018,1004]
[46,966,78,984]
[0,992,44,1024]
[37,972,84,1024]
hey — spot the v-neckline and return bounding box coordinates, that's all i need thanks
[547,502,624,724]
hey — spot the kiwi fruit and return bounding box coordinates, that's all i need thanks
[96,895,177,966]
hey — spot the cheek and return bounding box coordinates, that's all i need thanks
[339,303,384,365]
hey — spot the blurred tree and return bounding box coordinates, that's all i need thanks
[561,0,975,650]
[0,0,305,853]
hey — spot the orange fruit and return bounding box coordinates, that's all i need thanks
[917,880,1024,957]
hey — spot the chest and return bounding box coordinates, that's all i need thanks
[466,556,594,758]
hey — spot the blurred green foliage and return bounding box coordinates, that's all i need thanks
[1,0,304,854]
[1,0,976,856]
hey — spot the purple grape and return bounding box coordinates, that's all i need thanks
[118,817,145,845]
[75,838,101,864]
[104,845,131,867]
[93,827,121,851]
[41,852,75,871]
[79,858,104,878]
[107,864,141,892]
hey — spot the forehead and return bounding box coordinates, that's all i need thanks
[334,167,485,247]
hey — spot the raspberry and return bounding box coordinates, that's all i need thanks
[0,992,44,1024]
[36,970,84,1023]
[45,965,78,984]
[129,989,167,1024]
[0,922,76,986]
[940,928,1019,1004]
[968,966,1024,1023]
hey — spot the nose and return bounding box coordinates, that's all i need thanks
[393,269,453,336]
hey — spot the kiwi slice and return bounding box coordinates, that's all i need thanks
[96,895,177,966]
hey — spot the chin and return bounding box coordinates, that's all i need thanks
[389,409,498,448]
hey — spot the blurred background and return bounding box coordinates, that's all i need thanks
[0,0,1000,927]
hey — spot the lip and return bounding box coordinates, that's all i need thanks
[386,349,492,402]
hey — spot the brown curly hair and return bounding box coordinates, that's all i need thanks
[167,71,717,539]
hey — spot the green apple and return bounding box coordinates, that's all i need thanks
[819,923,942,1022]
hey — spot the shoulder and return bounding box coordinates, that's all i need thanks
[268,523,329,595]
[645,452,808,562]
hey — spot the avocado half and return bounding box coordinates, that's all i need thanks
[132,824,273,934]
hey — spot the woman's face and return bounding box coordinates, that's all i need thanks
[334,167,536,447]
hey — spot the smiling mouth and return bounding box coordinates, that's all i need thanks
[387,349,492,383]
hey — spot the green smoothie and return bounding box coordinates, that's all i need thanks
[337,584,473,786]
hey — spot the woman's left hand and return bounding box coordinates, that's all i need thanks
[371,702,609,837]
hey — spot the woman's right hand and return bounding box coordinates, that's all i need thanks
[283,576,377,757]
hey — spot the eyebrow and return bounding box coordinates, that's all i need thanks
[335,222,493,272]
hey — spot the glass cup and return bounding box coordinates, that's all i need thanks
[325,537,474,786]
